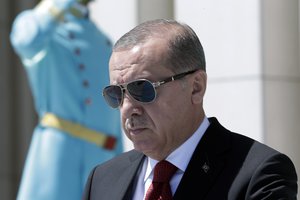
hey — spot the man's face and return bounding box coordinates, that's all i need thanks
[109,39,196,160]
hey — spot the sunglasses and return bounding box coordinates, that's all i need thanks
[102,70,198,108]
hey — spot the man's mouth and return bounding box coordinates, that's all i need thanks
[128,128,147,135]
[125,118,147,134]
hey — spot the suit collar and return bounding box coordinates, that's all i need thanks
[118,151,145,200]
[174,117,231,199]
[99,151,144,200]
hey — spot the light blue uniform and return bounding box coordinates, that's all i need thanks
[10,1,123,199]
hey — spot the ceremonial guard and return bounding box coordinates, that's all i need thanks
[10,0,123,199]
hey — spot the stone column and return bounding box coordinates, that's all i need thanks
[262,0,300,186]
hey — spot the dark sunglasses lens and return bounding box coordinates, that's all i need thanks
[103,85,123,108]
[127,80,156,103]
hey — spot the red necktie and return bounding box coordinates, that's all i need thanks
[145,160,178,200]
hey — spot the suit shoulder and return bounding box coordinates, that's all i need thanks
[207,117,278,157]
[229,131,297,181]
[230,131,279,158]
[84,151,144,199]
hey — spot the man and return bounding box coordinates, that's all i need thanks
[10,0,123,199]
[83,19,298,199]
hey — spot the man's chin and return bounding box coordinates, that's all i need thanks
[133,142,152,153]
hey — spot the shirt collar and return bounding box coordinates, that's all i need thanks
[144,116,210,182]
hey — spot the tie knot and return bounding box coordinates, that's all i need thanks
[153,160,177,183]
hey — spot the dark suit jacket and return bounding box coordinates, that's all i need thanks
[83,117,298,199]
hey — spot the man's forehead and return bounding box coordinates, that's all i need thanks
[110,46,145,68]
[108,40,171,83]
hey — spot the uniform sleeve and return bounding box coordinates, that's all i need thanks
[246,153,298,199]
[10,0,76,60]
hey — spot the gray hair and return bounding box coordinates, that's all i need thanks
[113,19,206,73]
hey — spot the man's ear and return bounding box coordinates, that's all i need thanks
[191,70,207,104]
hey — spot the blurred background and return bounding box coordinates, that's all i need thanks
[1,0,299,199]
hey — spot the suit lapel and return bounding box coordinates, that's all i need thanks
[106,151,145,200]
[121,152,146,199]
[173,118,231,200]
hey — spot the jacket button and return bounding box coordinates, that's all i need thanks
[79,64,85,70]
[74,48,81,55]
[69,32,75,39]
[83,80,89,87]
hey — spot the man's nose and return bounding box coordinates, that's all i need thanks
[120,93,143,118]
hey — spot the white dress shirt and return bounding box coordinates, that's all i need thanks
[132,116,210,200]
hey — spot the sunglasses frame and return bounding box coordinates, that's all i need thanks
[103,69,198,108]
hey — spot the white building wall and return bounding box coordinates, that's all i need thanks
[175,0,264,142]
[89,0,137,43]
